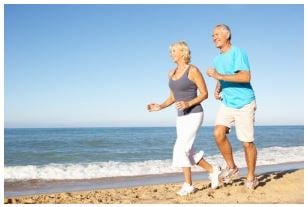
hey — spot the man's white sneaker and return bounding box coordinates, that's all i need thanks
[219,166,239,184]
[176,182,196,196]
[209,165,222,189]
[246,177,259,189]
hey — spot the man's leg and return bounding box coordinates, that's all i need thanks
[214,125,237,169]
[243,142,257,181]
[236,101,257,182]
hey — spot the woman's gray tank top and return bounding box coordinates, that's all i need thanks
[169,65,203,116]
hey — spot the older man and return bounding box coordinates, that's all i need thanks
[206,24,258,189]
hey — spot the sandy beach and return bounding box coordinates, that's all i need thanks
[4,168,303,204]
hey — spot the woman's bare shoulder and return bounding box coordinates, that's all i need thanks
[189,64,200,72]
[188,64,202,76]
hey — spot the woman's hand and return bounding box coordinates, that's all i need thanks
[175,101,190,111]
[147,103,161,112]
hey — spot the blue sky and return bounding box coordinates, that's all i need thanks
[4,4,304,127]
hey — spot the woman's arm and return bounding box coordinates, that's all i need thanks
[148,90,175,112]
[188,66,208,105]
[160,90,175,109]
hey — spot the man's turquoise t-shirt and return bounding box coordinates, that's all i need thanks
[213,45,255,109]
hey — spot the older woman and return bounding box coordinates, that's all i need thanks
[147,41,221,196]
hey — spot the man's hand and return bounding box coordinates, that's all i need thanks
[214,88,221,100]
[206,67,223,80]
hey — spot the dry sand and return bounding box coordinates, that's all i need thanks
[4,168,304,204]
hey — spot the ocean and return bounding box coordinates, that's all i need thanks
[4,126,304,196]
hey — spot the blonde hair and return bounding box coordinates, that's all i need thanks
[169,41,191,64]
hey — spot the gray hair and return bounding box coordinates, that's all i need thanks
[215,24,232,41]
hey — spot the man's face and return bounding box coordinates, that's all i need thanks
[212,27,229,49]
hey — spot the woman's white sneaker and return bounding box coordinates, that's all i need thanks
[176,182,196,196]
[209,165,222,189]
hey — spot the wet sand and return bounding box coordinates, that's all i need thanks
[4,168,304,204]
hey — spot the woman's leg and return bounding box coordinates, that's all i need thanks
[183,167,192,185]
[174,112,204,185]
[197,158,213,173]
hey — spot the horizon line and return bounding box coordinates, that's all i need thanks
[4,124,304,129]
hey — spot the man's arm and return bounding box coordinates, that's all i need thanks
[207,68,251,83]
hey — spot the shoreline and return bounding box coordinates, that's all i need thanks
[4,162,304,204]
[5,161,304,198]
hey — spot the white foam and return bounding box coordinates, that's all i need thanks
[4,146,303,181]
[203,146,304,170]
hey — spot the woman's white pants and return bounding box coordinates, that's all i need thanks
[172,112,204,167]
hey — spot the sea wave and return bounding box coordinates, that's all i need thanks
[4,146,304,181]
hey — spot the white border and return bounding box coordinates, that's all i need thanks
[1,1,306,206]
[1,0,306,4]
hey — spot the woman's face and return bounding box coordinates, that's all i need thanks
[170,47,183,63]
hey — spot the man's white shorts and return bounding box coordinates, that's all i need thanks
[215,101,257,142]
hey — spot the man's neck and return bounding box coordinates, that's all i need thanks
[220,42,232,53]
